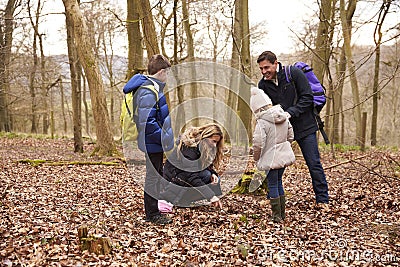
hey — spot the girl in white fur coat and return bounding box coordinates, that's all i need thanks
[250,87,296,223]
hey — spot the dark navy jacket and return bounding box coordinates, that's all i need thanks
[164,144,217,186]
[163,144,218,201]
[123,74,174,153]
[258,63,318,140]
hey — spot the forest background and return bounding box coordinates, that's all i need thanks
[0,0,400,153]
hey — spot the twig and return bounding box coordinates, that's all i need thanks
[325,155,368,170]
[1,184,10,200]
[17,159,120,166]
[386,154,400,169]
[350,160,392,187]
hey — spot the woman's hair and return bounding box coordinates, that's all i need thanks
[178,123,224,169]
[147,54,171,75]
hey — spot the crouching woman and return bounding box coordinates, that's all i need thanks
[161,123,224,208]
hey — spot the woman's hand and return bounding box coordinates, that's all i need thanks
[211,200,223,209]
[210,196,223,209]
[211,174,219,184]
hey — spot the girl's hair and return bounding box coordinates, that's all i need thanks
[178,123,224,169]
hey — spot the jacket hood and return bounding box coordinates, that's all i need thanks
[257,105,287,124]
[123,73,148,94]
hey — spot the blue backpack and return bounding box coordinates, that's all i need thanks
[284,62,330,144]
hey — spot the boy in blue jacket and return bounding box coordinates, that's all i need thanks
[123,54,174,224]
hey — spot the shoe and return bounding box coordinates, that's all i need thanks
[158,200,174,213]
[145,214,172,225]
[316,203,330,212]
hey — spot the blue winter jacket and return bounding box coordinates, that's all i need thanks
[123,74,174,153]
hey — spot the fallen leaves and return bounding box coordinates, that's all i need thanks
[1,136,399,266]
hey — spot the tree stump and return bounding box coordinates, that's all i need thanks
[78,225,112,255]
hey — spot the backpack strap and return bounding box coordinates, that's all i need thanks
[124,96,132,117]
[295,62,313,73]
[146,76,160,93]
[124,84,159,118]
[284,65,298,105]
[284,65,292,83]
[136,84,160,116]
[145,76,161,111]
[144,85,160,111]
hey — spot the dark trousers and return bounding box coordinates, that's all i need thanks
[144,152,164,218]
[297,132,329,203]
[160,169,222,207]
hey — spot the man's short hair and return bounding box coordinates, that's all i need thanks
[257,51,277,64]
[148,54,171,75]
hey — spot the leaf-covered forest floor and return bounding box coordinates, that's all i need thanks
[1,136,399,267]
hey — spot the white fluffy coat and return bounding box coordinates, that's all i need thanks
[252,105,295,170]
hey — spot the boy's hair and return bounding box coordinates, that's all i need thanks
[147,54,171,75]
[256,50,277,64]
[178,123,224,169]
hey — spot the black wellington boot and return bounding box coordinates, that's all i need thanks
[270,197,282,223]
[279,195,286,220]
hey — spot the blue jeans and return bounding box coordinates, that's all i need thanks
[266,168,285,199]
[296,132,329,203]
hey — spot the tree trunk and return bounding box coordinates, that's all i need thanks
[340,0,362,146]
[28,0,40,134]
[182,0,198,127]
[63,0,116,155]
[371,1,391,146]
[28,0,49,135]
[171,0,185,133]
[390,70,398,145]
[59,78,68,134]
[236,0,252,145]
[331,48,346,144]
[137,0,160,57]
[312,0,334,81]
[65,0,83,152]
[82,74,90,136]
[38,28,49,134]
[371,41,380,147]
[0,0,18,132]
[101,31,116,128]
[226,1,241,144]
[126,0,144,79]
[319,0,336,143]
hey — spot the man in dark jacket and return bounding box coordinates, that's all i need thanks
[256,51,329,206]
[124,54,174,224]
